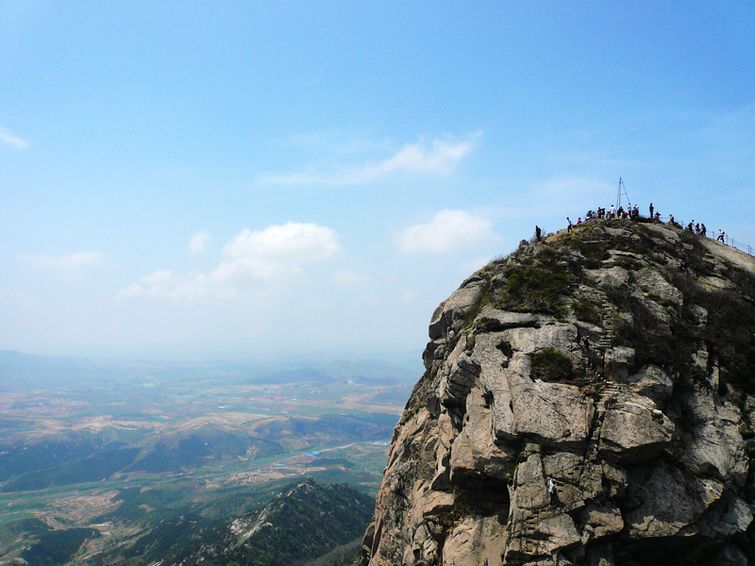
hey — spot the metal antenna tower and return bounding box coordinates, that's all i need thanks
[616,177,630,209]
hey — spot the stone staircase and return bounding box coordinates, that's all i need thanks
[596,297,615,350]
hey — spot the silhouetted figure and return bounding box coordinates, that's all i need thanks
[649,202,654,219]
[535,225,542,241]
[701,223,707,237]
[567,217,573,232]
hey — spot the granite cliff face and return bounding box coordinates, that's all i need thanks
[362,220,755,565]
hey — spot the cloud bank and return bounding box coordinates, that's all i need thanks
[121,222,339,299]
[396,210,496,253]
[259,133,480,187]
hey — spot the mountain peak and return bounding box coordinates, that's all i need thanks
[362,219,755,565]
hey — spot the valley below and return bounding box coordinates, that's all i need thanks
[0,352,416,565]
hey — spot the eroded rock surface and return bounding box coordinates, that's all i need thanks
[362,220,755,565]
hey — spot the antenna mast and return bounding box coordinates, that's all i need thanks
[616,177,630,209]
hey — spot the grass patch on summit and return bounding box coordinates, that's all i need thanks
[503,265,571,315]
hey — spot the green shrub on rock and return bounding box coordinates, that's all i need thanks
[529,347,574,382]
[503,266,571,314]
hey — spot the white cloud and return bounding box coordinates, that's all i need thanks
[189,230,211,254]
[0,127,29,150]
[259,133,480,187]
[121,222,340,299]
[396,210,496,253]
[223,223,339,261]
[118,270,210,300]
[18,251,103,270]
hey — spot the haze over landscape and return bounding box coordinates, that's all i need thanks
[1,2,754,565]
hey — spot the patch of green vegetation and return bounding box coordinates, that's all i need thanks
[311,457,355,468]
[162,480,374,566]
[503,265,571,315]
[1,447,140,492]
[529,348,574,382]
[571,297,601,324]
[20,527,99,566]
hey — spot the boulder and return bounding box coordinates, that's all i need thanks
[636,267,683,307]
[599,393,674,462]
[625,364,673,406]
[429,283,484,339]
[450,387,516,482]
[577,502,624,540]
[625,463,721,538]
[491,354,593,446]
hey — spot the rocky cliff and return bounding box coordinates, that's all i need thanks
[361,220,755,565]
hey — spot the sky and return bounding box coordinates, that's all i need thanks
[1,1,753,360]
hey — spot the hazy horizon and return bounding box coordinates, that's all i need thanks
[2,2,753,358]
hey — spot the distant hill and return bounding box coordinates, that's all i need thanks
[168,478,372,565]
[87,478,373,566]
[5,479,373,565]
[0,411,397,493]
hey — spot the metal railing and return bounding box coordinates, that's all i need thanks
[729,238,754,256]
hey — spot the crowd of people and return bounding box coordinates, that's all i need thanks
[551,201,730,243]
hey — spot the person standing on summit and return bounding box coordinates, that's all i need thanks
[649,202,654,220]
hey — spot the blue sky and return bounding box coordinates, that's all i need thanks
[1,1,753,359]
